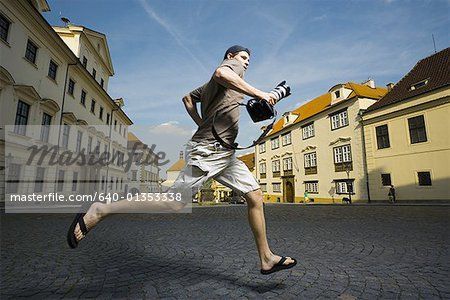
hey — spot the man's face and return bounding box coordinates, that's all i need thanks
[228,51,250,70]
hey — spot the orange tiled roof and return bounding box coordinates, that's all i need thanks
[167,159,185,172]
[345,82,388,99]
[238,152,255,171]
[266,82,387,137]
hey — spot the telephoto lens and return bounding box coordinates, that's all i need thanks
[269,81,291,103]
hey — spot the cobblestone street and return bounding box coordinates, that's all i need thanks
[1,205,449,299]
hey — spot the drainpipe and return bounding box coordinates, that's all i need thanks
[54,62,76,193]
[104,107,118,195]
[359,110,371,203]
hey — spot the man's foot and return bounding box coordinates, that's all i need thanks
[261,254,296,272]
[73,202,105,243]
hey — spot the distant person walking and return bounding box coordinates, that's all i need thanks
[388,185,396,203]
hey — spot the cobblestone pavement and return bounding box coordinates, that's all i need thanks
[1,205,449,299]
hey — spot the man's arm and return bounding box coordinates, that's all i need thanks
[182,94,203,127]
[213,67,276,105]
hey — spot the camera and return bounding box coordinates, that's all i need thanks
[246,81,291,123]
[269,81,291,103]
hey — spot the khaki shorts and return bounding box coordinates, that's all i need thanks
[168,140,260,203]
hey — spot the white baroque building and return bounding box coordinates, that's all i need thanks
[0,0,133,205]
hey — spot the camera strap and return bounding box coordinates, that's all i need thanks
[211,102,277,150]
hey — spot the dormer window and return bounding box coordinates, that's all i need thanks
[410,79,428,91]
[334,90,340,98]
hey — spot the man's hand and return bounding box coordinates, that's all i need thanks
[182,95,203,127]
[257,92,277,106]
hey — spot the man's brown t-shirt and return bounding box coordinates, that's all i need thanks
[189,58,246,146]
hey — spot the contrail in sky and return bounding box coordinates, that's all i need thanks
[139,0,209,74]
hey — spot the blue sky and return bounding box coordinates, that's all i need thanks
[44,0,449,175]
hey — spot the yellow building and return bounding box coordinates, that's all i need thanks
[1,0,132,203]
[161,151,185,191]
[256,80,387,203]
[362,48,450,202]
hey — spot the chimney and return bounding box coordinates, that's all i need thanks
[361,78,375,88]
[386,82,394,91]
[179,151,184,160]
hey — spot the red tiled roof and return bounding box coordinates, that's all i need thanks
[366,47,450,112]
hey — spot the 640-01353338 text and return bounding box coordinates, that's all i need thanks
[125,193,182,202]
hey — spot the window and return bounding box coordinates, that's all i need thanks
[376,124,390,149]
[72,172,78,191]
[271,137,279,149]
[57,170,65,192]
[272,160,280,177]
[82,56,87,68]
[34,167,45,193]
[381,174,391,186]
[132,171,137,181]
[106,113,110,125]
[333,145,351,163]
[304,152,317,175]
[14,100,30,135]
[259,142,266,153]
[40,113,52,142]
[88,136,93,153]
[283,157,293,171]
[114,120,117,130]
[417,171,432,186]
[408,115,427,144]
[76,131,83,152]
[68,79,75,95]
[92,68,97,79]
[80,90,86,106]
[62,123,70,149]
[330,110,348,130]
[334,90,340,98]
[272,183,281,192]
[96,140,101,154]
[335,180,354,194]
[0,13,11,42]
[305,181,318,194]
[260,183,267,192]
[48,60,58,80]
[100,78,104,88]
[25,39,38,64]
[302,123,315,140]
[259,162,266,178]
[281,132,292,146]
[101,175,106,190]
[410,79,428,91]
[90,99,96,114]
[99,107,104,120]
[333,145,352,172]
[119,124,122,135]
[7,163,21,194]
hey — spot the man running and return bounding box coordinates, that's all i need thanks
[68,45,297,275]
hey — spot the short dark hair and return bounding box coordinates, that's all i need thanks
[224,45,251,59]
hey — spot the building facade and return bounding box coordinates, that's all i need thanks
[1,0,132,204]
[255,81,387,203]
[362,48,450,202]
[126,132,160,195]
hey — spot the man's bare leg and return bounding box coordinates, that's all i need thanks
[73,195,186,242]
[244,189,295,271]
